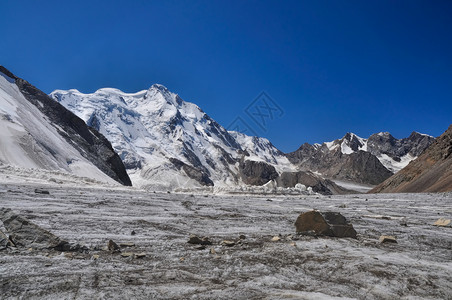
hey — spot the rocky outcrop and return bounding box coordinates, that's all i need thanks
[169,158,214,186]
[295,210,357,238]
[371,125,452,193]
[0,208,71,250]
[367,131,434,161]
[238,160,279,186]
[287,145,392,185]
[0,66,132,186]
[276,171,351,195]
[333,151,393,185]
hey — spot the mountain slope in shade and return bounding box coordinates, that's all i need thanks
[370,125,452,193]
[0,66,131,186]
[51,86,294,190]
[286,132,434,185]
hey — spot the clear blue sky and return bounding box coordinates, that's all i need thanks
[1,0,451,152]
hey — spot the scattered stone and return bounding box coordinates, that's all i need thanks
[34,188,50,195]
[92,254,100,260]
[433,218,451,227]
[339,204,347,208]
[135,253,146,259]
[239,235,246,240]
[221,240,235,247]
[131,230,136,236]
[121,252,134,258]
[210,248,216,254]
[271,236,281,242]
[120,242,135,248]
[379,235,397,244]
[195,245,206,250]
[187,234,212,245]
[290,242,296,247]
[179,257,185,262]
[295,210,357,238]
[108,240,120,252]
[44,263,52,267]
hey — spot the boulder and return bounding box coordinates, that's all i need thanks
[108,239,120,252]
[221,240,235,247]
[294,210,357,238]
[0,208,69,250]
[379,235,397,243]
[433,218,451,227]
[187,234,212,245]
[34,189,50,195]
[271,236,281,242]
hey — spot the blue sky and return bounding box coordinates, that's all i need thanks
[1,0,451,152]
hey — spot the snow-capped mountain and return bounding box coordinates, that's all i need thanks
[321,132,435,172]
[0,66,131,186]
[51,85,294,190]
[287,132,435,185]
[372,125,452,193]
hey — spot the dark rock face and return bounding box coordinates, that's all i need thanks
[371,125,452,193]
[0,66,132,186]
[295,210,357,238]
[287,144,392,185]
[238,160,279,186]
[169,158,214,186]
[367,132,435,161]
[335,151,393,185]
[276,171,351,195]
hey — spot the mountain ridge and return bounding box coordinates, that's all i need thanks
[370,125,452,193]
[51,84,436,192]
[0,66,131,186]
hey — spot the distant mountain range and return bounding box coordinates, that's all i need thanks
[371,125,452,193]
[287,131,435,185]
[1,65,444,194]
[50,82,435,193]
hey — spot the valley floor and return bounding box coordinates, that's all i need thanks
[0,182,451,299]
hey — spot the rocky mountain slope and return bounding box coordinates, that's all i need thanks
[51,86,295,191]
[287,132,434,185]
[371,125,452,193]
[0,66,131,186]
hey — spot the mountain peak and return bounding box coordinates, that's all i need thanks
[150,83,169,91]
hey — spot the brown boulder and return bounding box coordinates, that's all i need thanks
[295,210,357,238]
[433,218,451,227]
